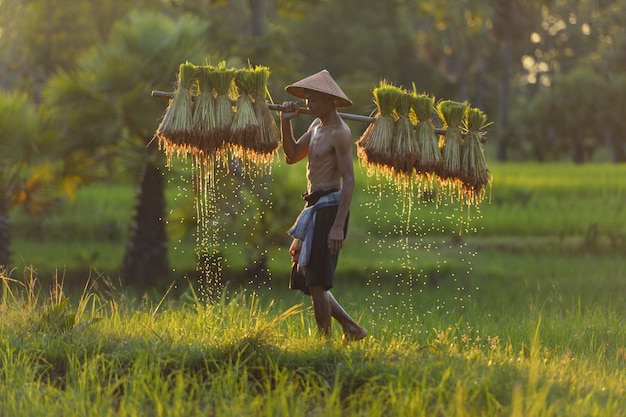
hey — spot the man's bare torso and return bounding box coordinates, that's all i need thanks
[306,120,346,193]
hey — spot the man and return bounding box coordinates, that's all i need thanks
[281,70,367,341]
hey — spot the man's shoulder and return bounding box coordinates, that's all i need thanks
[326,118,351,139]
[332,121,352,149]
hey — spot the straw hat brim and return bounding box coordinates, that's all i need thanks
[285,70,352,108]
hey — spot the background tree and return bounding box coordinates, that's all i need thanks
[491,0,534,161]
[507,0,626,162]
[601,74,626,162]
[4,0,626,286]
[0,0,160,98]
[43,12,218,287]
[0,91,59,268]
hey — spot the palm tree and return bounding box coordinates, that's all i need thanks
[43,11,215,286]
[0,91,50,268]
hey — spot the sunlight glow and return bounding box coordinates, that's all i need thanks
[582,23,591,36]
[522,55,535,71]
[530,32,541,43]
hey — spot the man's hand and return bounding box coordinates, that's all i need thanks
[328,225,344,256]
[281,101,301,121]
[289,239,302,264]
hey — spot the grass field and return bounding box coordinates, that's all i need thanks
[9,161,626,278]
[3,161,626,415]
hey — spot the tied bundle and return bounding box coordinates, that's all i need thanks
[156,62,197,160]
[230,68,260,154]
[436,100,468,182]
[249,65,279,157]
[213,64,236,151]
[460,107,492,203]
[356,81,403,175]
[391,91,419,177]
[192,65,217,155]
[410,92,441,178]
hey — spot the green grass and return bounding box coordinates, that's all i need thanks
[475,162,626,237]
[3,161,626,415]
[1,268,624,416]
[10,161,626,281]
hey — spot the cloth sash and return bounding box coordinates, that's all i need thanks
[287,190,341,271]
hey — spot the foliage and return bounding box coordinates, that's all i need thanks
[3,0,626,163]
[507,66,626,162]
[1,262,625,416]
[40,11,221,285]
[0,0,160,95]
[281,0,418,85]
[0,90,64,266]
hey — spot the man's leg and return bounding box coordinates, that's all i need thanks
[327,291,368,341]
[310,286,367,340]
[309,285,332,338]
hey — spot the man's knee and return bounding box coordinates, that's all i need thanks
[309,285,325,296]
[309,286,329,305]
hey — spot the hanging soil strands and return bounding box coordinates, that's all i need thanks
[230,68,260,155]
[356,81,403,177]
[410,91,442,183]
[390,91,419,188]
[249,65,279,158]
[191,64,217,155]
[460,107,492,204]
[156,62,197,163]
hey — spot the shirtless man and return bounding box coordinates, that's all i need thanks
[281,70,367,341]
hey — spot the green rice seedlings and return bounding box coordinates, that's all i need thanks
[391,91,418,190]
[212,63,236,154]
[460,107,492,205]
[436,100,468,183]
[230,68,260,156]
[192,64,217,155]
[410,92,442,182]
[356,81,403,177]
[249,65,279,159]
[156,62,197,162]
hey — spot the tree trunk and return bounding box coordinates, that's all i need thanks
[572,130,585,164]
[247,0,267,63]
[0,197,11,269]
[496,38,511,161]
[122,161,169,287]
[605,131,626,163]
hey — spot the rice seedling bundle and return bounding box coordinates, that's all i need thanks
[460,107,492,204]
[356,81,403,175]
[156,62,197,161]
[410,92,442,178]
[249,65,279,157]
[230,68,260,153]
[212,64,236,151]
[436,100,467,182]
[391,91,419,176]
[192,65,217,155]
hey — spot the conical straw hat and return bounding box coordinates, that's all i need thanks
[286,69,352,107]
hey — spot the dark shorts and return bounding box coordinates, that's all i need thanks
[289,205,349,295]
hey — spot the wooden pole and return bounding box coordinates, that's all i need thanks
[151,90,455,137]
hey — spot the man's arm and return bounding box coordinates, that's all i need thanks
[280,102,311,164]
[328,125,355,255]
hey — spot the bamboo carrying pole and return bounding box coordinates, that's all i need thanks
[151,90,451,136]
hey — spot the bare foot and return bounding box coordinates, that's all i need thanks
[342,324,368,341]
